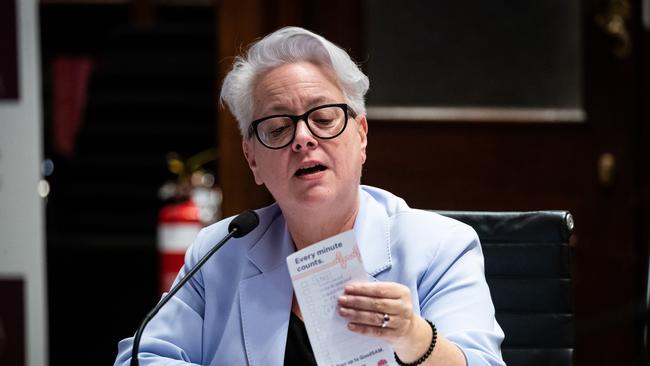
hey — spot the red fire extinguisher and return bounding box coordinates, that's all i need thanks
[157,151,221,293]
[157,199,203,293]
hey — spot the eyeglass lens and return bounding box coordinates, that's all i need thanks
[256,105,346,148]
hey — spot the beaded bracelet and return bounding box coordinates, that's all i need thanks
[394,319,437,366]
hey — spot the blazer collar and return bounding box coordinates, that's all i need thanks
[246,207,294,273]
[354,188,393,277]
[246,190,394,277]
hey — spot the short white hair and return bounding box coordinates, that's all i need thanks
[220,26,369,136]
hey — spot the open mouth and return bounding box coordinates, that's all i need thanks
[295,164,327,177]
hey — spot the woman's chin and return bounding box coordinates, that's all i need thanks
[282,185,337,209]
[297,186,334,204]
[276,179,356,212]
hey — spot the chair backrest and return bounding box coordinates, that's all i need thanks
[436,211,575,366]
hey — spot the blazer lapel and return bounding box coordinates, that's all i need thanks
[239,217,295,366]
[354,189,393,277]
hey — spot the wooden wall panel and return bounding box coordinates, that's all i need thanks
[216,0,272,217]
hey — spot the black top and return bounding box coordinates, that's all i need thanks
[284,312,317,366]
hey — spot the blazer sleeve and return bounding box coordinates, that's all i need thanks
[418,223,505,366]
[113,227,211,366]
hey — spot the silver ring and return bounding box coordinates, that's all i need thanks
[381,313,390,328]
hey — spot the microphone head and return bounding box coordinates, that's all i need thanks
[228,210,260,238]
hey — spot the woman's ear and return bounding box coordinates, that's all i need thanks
[242,138,264,185]
[357,114,368,164]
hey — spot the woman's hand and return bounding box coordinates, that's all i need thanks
[337,282,467,365]
[337,281,419,349]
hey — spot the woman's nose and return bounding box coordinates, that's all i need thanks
[292,120,318,151]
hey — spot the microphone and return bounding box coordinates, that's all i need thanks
[130,210,260,366]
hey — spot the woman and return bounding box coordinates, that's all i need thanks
[115,26,504,366]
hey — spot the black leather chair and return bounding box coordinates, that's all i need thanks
[436,211,575,366]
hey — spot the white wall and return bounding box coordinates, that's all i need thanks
[0,0,48,365]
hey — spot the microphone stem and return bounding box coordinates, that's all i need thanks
[130,228,238,366]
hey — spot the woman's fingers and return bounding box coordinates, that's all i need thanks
[338,306,403,329]
[338,282,412,316]
[337,281,416,342]
[342,282,406,299]
[338,295,403,314]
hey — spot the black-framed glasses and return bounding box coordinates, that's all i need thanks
[248,103,355,149]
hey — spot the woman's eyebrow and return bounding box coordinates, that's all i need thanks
[304,96,332,109]
[265,97,334,115]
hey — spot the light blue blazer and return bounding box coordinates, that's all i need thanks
[115,185,505,365]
